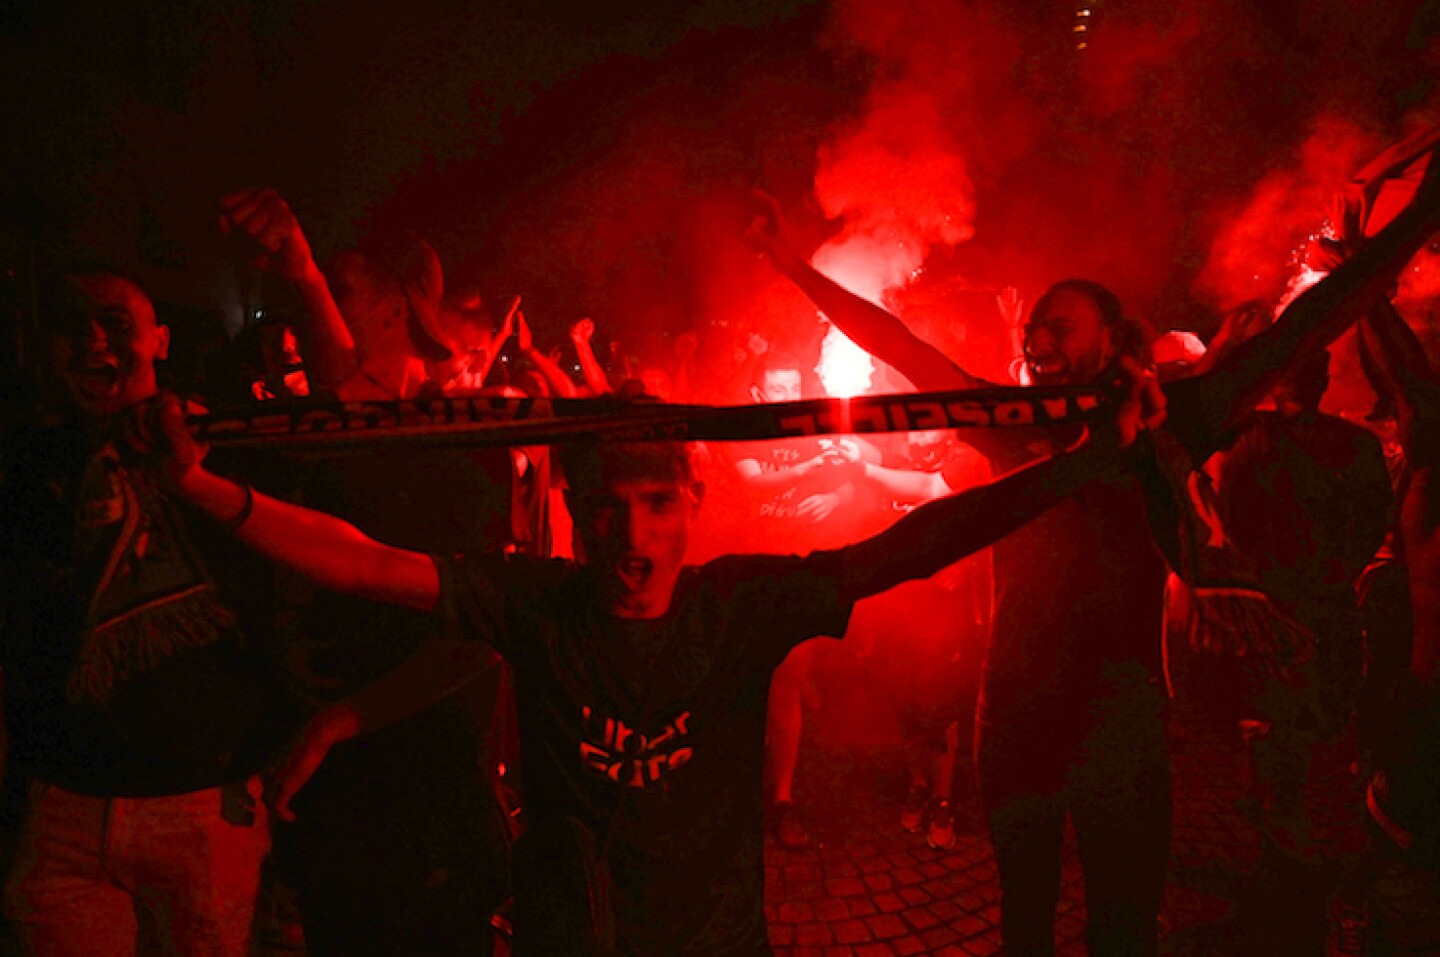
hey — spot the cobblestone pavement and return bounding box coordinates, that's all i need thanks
[249,655,1440,957]
[755,667,1440,957]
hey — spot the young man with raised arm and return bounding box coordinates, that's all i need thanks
[138,358,1162,956]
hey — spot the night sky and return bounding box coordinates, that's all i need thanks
[4,0,1440,401]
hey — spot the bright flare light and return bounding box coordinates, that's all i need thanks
[1277,264,1326,312]
[808,239,901,399]
[816,321,875,398]
[1276,222,1333,311]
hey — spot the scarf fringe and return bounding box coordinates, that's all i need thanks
[1149,430,1316,684]
[67,585,236,704]
[1190,588,1316,685]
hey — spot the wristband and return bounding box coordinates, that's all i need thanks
[223,478,255,531]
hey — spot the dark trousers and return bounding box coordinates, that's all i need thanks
[282,708,509,957]
[978,670,1171,957]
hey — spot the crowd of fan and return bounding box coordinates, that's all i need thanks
[1,151,1438,957]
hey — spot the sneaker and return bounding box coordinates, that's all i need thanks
[900,784,928,833]
[773,802,810,849]
[1325,896,1369,956]
[926,800,957,851]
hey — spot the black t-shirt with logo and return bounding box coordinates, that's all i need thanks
[440,550,853,956]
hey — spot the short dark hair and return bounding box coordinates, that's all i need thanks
[1282,348,1331,409]
[753,354,806,400]
[559,440,705,497]
[331,249,404,300]
[1032,279,1150,365]
[40,267,155,335]
[758,352,805,379]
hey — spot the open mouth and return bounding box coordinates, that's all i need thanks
[69,364,119,402]
[616,556,653,590]
[1026,356,1070,382]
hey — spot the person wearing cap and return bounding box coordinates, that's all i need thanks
[218,189,457,400]
[426,288,512,395]
[326,230,453,400]
[1151,329,1208,383]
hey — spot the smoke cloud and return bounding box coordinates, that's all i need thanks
[1197,114,1388,311]
[804,0,1436,355]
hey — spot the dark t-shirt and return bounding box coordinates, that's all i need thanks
[1210,410,1391,637]
[0,420,295,796]
[954,414,1185,791]
[980,436,1168,723]
[440,550,853,956]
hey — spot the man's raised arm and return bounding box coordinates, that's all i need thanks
[836,360,1165,602]
[744,191,989,392]
[569,317,614,396]
[220,188,359,390]
[515,307,579,398]
[145,394,439,611]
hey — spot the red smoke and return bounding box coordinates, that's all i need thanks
[813,84,976,299]
[805,0,1234,358]
[1197,114,1387,311]
[805,0,1436,345]
[418,0,1440,411]
[803,1,1029,388]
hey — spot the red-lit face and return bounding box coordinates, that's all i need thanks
[1023,289,1112,386]
[754,368,802,403]
[428,309,493,386]
[327,252,405,352]
[50,274,169,418]
[638,367,673,401]
[571,477,701,619]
